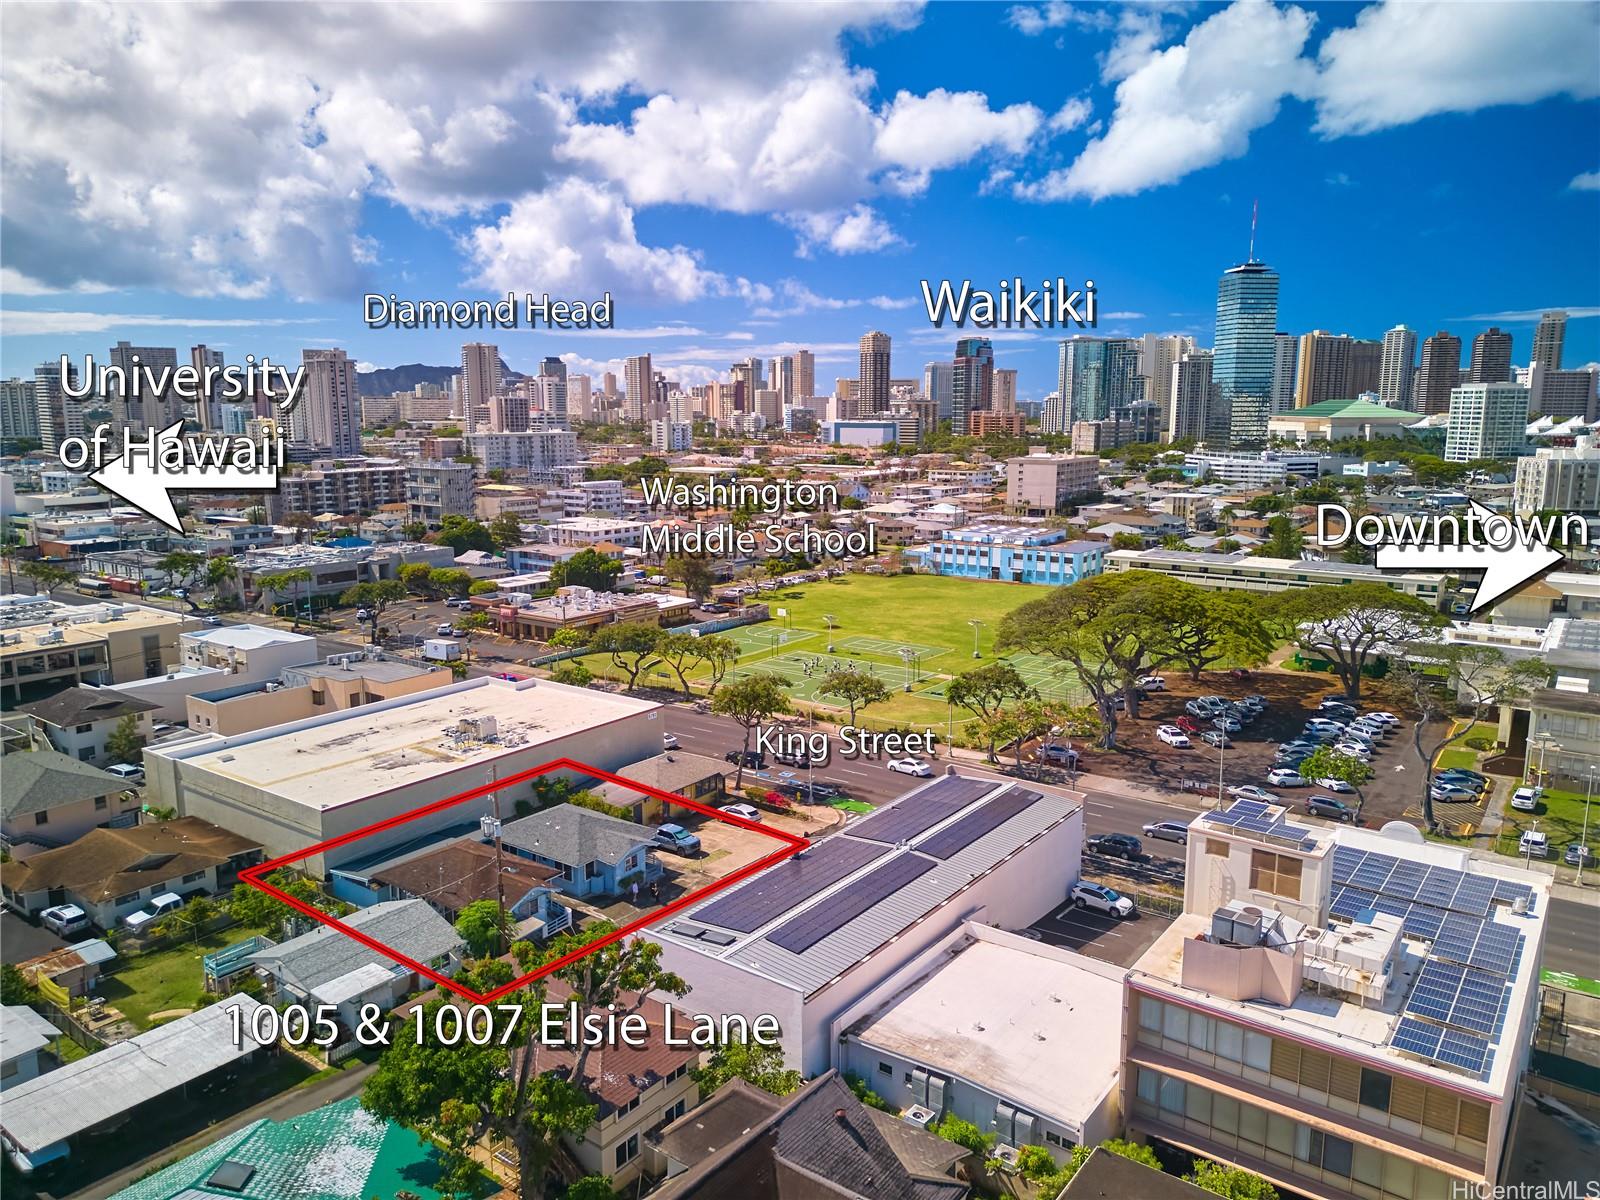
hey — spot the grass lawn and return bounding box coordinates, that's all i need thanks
[1434,721,1495,774]
[575,574,1063,733]
[97,926,269,1029]
[1496,786,1598,859]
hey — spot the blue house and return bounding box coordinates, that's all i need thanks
[498,804,659,899]
[914,525,1105,586]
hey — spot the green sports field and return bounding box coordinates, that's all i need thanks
[573,573,1082,730]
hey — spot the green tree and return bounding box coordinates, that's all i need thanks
[589,623,662,692]
[157,550,206,598]
[1269,583,1447,703]
[488,512,526,552]
[692,1037,802,1100]
[226,869,329,935]
[453,899,512,958]
[697,635,742,695]
[260,568,313,626]
[455,611,491,660]
[399,561,436,596]
[943,663,1035,759]
[203,555,239,598]
[931,1114,995,1157]
[980,696,1079,777]
[1298,746,1374,813]
[20,561,74,596]
[428,567,474,598]
[1,963,38,1006]
[549,662,593,688]
[653,631,736,701]
[551,548,623,592]
[400,521,429,541]
[340,580,407,644]
[817,666,892,725]
[1187,1160,1280,1199]
[1391,644,1550,830]
[710,673,791,787]
[433,515,494,554]
[367,925,683,1200]
[1256,513,1304,559]
[1110,531,1145,550]
[666,555,716,602]
[842,1073,895,1111]
[1152,585,1275,682]
[564,1179,621,1200]
[104,714,146,765]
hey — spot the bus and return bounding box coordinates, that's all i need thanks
[76,577,112,597]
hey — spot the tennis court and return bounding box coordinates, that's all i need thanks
[838,634,951,660]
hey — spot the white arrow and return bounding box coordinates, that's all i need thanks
[89,420,279,533]
[1374,501,1562,613]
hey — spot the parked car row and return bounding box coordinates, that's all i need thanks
[1271,706,1400,792]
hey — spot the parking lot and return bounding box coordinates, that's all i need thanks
[1028,896,1175,967]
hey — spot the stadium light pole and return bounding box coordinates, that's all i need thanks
[968,619,983,659]
[824,614,836,653]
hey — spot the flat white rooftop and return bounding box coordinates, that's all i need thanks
[849,929,1123,1126]
[158,677,659,810]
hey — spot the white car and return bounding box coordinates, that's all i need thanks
[662,732,679,750]
[1138,675,1166,691]
[1510,787,1539,812]
[1266,768,1308,787]
[888,757,933,777]
[1314,778,1356,794]
[1228,784,1279,804]
[718,803,763,823]
[1157,725,1192,748]
[1306,717,1347,733]
[1069,881,1136,918]
[39,904,91,937]
[1212,716,1243,734]
[1363,711,1400,726]
[1333,742,1374,762]
[1519,830,1549,858]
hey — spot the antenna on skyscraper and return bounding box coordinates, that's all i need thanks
[1248,199,1259,263]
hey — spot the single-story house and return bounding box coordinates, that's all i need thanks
[0,818,262,929]
[366,837,572,940]
[16,940,116,1000]
[0,750,141,855]
[498,804,659,899]
[596,752,729,825]
[0,1005,62,1092]
[246,898,464,1020]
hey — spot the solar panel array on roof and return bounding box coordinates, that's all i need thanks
[917,787,1043,860]
[849,775,996,845]
[1405,960,1510,1037]
[1432,913,1524,975]
[692,837,887,932]
[765,853,936,955]
[1391,1016,1493,1077]
[1202,798,1315,846]
[1332,847,1534,917]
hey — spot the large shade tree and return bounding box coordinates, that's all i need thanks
[1269,583,1447,704]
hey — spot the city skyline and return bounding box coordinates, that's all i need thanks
[1,1,1597,403]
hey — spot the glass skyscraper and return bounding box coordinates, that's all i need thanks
[1052,336,1142,434]
[1213,261,1279,445]
[952,337,994,434]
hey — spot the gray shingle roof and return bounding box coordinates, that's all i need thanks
[499,803,651,867]
[0,750,125,819]
[15,686,160,728]
[247,899,463,992]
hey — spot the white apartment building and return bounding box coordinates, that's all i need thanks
[1184,451,1355,486]
[464,428,579,478]
[405,461,475,525]
[291,348,361,456]
[650,420,692,453]
[1105,548,1448,604]
[1124,801,1548,1200]
[1512,435,1600,515]
[267,458,407,521]
[107,624,322,721]
[547,516,646,548]
[550,479,626,517]
[1444,384,1529,463]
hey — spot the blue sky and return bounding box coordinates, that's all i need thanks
[3,1,1597,407]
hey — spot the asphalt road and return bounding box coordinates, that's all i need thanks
[1542,896,1600,979]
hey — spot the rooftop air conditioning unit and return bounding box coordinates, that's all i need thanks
[900,1105,937,1130]
[992,1145,1022,1171]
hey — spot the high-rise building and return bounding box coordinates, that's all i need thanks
[1294,332,1351,409]
[1468,327,1513,383]
[1,378,38,441]
[922,362,953,420]
[1416,332,1462,415]
[1270,333,1299,415]
[730,359,760,416]
[1213,260,1280,445]
[190,344,225,430]
[770,357,796,406]
[1053,337,1142,435]
[602,371,619,398]
[108,341,179,431]
[623,354,652,423]
[539,356,567,427]
[1444,382,1529,462]
[1514,436,1600,517]
[993,368,1018,415]
[1348,338,1382,398]
[292,348,361,456]
[1527,363,1599,420]
[34,359,83,446]
[794,350,815,401]
[567,373,593,422]
[487,394,529,433]
[461,343,501,432]
[1168,351,1217,443]
[1379,325,1417,410]
[859,332,892,413]
[1532,311,1567,371]
[952,337,995,434]
[1139,334,1195,428]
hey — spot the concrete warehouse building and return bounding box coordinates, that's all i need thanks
[653,771,1084,1075]
[142,677,663,874]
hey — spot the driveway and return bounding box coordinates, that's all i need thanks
[2,910,68,964]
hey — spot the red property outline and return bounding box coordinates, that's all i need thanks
[239,756,809,1004]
